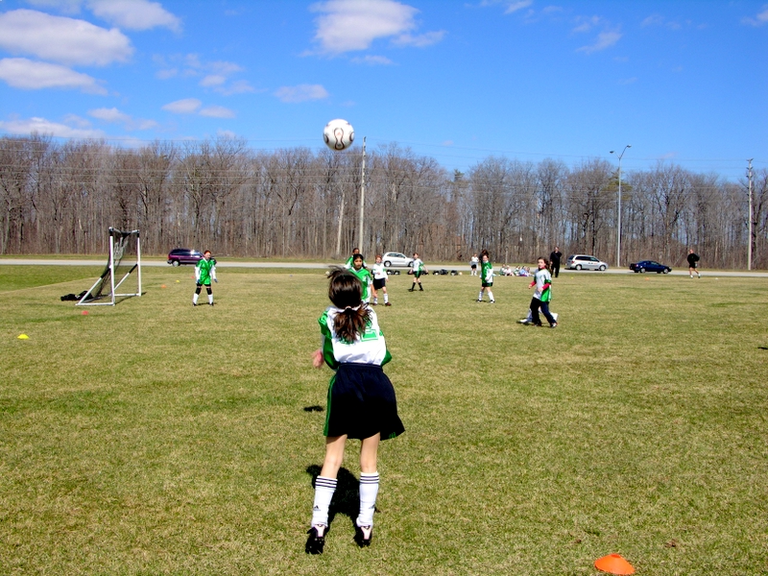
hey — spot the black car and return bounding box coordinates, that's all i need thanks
[629,260,672,274]
[167,248,203,266]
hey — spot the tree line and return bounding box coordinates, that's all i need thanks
[1,134,766,269]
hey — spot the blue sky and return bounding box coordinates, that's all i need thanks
[0,0,766,181]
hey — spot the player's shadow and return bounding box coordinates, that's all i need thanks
[306,464,360,530]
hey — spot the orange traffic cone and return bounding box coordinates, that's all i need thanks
[595,553,635,575]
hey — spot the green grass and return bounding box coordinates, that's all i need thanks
[1,265,767,575]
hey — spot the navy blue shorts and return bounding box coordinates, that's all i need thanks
[325,363,404,441]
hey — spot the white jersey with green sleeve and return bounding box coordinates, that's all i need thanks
[371,263,387,280]
[349,267,373,300]
[411,258,424,274]
[318,306,392,369]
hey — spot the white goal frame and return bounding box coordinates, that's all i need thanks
[77,228,142,306]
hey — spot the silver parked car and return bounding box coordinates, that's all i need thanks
[565,254,609,271]
[382,252,414,268]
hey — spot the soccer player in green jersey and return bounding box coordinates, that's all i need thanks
[193,250,217,306]
[477,249,495,303]
[306,268,404,554]
[408,252,425,291]
[349,253,373,303]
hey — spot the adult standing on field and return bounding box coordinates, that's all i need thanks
[549,246,563,278]
[687,248,701,278]
[193,250,217,306]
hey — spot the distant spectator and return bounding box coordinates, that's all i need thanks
[549,246,563,278]
[687,248,701,278]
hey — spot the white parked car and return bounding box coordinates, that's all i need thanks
[382,252,413,268]
[565,254,608,271]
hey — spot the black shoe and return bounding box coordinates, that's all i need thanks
[419,287,423,291]
[305,524,328,555]
[384,302,391,306]
[354,524,373,548]
[408,288,414,292]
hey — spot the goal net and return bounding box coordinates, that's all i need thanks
[77,228,142,306]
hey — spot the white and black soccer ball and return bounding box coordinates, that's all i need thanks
[323,119,354,151]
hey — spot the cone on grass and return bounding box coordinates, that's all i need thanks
[595,554,635,575]
[17,334,29,340]
[81,310,89,315]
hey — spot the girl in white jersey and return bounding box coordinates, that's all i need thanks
[527,257,557,328]
[306,268,404,554]
[370,254,391,306]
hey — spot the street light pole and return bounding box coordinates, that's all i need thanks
[610,145,631,268]
[747,158,754,271]
[358,137,366,252]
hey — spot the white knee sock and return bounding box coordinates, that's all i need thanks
[311,476,337,526]
[356,472,379,527]
[193,293,199,305]
[488,290,494,301]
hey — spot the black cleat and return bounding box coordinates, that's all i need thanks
[354,524,373,548]
[305,524,328,555]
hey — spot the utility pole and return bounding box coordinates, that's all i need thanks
[747,158,754,271]
[610,145,631,268]
[358,137,366,252]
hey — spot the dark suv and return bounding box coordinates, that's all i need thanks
[167,248,203,266]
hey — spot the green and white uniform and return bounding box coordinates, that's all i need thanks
[349,267,373,302]
[195,257,216,285]
[317,306,403,441]
[481,259,493,287]
[410,258,424,278]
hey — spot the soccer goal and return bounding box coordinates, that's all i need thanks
[77,228,142,306]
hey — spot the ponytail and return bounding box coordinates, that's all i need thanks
[327,267,371,342]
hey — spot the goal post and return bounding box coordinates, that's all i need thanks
[77,228,142,306]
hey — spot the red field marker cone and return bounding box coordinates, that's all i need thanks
[81,310,89,315]
[161,284,167,289]
[595,553,635,575]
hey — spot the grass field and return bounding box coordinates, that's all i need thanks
[1,263,767,575]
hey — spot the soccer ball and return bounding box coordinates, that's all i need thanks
[323,119,354,151]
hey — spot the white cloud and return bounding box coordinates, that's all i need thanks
[200,74,227,87]
[0,116,106,139]
[577,30,622,53]
[274,84,329,103]
[392,30,445,47]
[572,15,604,34]
[88,106,158,130]
[742,5,768,26]
[0,9,133,66]
[155,54,251,95]
[641,14,681,30]
[310,0,444,54]
[0,57,107,93]
[215,80,257,96]
[504,0,532,14]
[162,98,202,114]
[350,55,394,65]
[88,107,131,123]
[199,105,235,119]
[86,0,181,32]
